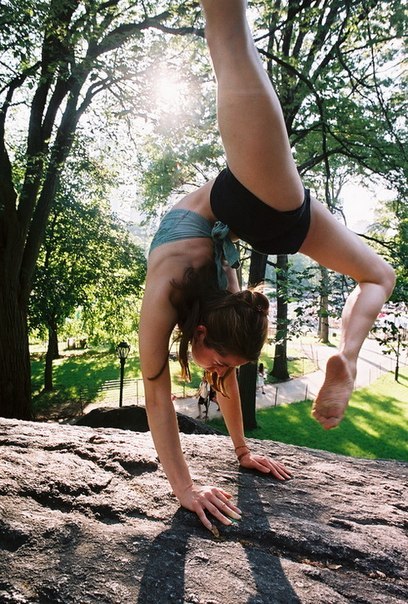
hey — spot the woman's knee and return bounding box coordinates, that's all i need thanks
[380,260,396,299]
[362,256,396,299]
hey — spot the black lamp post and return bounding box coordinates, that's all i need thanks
[116,341,130,408]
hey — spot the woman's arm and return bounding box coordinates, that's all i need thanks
[139,280,242,529]
[139,284,193,494]
[224,261,240,293]
[217,370,292,480]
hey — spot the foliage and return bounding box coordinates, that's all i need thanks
[29,148,147,348]
[255,1,407,192]
[0,0,199,417]
[134,35,223,220]
[266,259,351,341]
[370,305,408,381]
[362,199,408,380]
[366,197,408,304]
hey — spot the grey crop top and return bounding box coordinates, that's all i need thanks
[149,208,239,289]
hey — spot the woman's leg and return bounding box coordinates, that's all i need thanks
[201,1,396,428]
[201,0,304,210]
[300,199,396,429]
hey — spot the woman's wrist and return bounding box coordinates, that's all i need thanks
[173,481,194,501]
[234,444,251,462]
[237,450,251,462]
[180,482,193,494]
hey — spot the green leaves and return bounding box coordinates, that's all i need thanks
[29,148,147,344]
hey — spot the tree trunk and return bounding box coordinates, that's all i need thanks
[48,322,60,359]
[44,350,54,392]
[238,250,268,430]
[271,254,290,381]
[0,287,32,420]
[318,266,330,343]
[43,323,59,391]
[394,332,400,382]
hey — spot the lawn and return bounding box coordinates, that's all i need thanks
[30,346,204,416]
[259,341,317,379]
[30,338,316,415]
[209,368,408,462]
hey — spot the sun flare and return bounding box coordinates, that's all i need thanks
[153,70,190,114]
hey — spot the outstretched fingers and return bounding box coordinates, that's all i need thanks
[198,497,241,528]
[182,485,242,531]
[240,453,292,480]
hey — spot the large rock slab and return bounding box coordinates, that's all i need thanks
[0,418,407,604]
[74,404,222,435]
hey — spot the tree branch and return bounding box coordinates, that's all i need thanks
[356,232,396,252]
[91,12,200,59]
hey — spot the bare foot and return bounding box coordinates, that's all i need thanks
[312,354,356,430]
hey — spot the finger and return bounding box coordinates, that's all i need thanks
[208,495,242,521]
[219,500,242,520]
[217,488,233,500]
[271,461,293,477]
[252,460,271,474]
[259,461,287,479]
[255,458,292,480]
[269,465,292,480]
[214,492,242,515]
[196,508,213,531]
[204,500,236,526]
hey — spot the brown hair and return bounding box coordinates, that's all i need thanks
[173,264,269,394]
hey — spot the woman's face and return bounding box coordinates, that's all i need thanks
[191,326,247,377]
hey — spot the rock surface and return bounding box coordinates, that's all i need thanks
[74,405,222,435]
[0,418,407,604]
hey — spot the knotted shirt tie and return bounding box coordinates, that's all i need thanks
[211,221,241,289]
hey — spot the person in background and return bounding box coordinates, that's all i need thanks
[257,363,266,395]
[209,384,220,413]
[197,374,210,419]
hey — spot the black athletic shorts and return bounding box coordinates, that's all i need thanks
[210,167,311,255]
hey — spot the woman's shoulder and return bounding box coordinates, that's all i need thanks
[147,237,215,281]
[173,179,216,220]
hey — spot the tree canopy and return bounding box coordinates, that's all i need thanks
[0,0,406,419]
[29,148,147,370]
[0,0,198,418]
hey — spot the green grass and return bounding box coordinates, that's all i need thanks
[31,346,202,416]
[30,338,316,407]
[209,368,408,462]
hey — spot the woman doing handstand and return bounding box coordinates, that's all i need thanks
[139,0,395,531]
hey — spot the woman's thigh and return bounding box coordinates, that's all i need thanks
[205,2,303,210]
[300,197,391,284]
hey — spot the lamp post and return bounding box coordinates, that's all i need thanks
[116,341,130,408]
